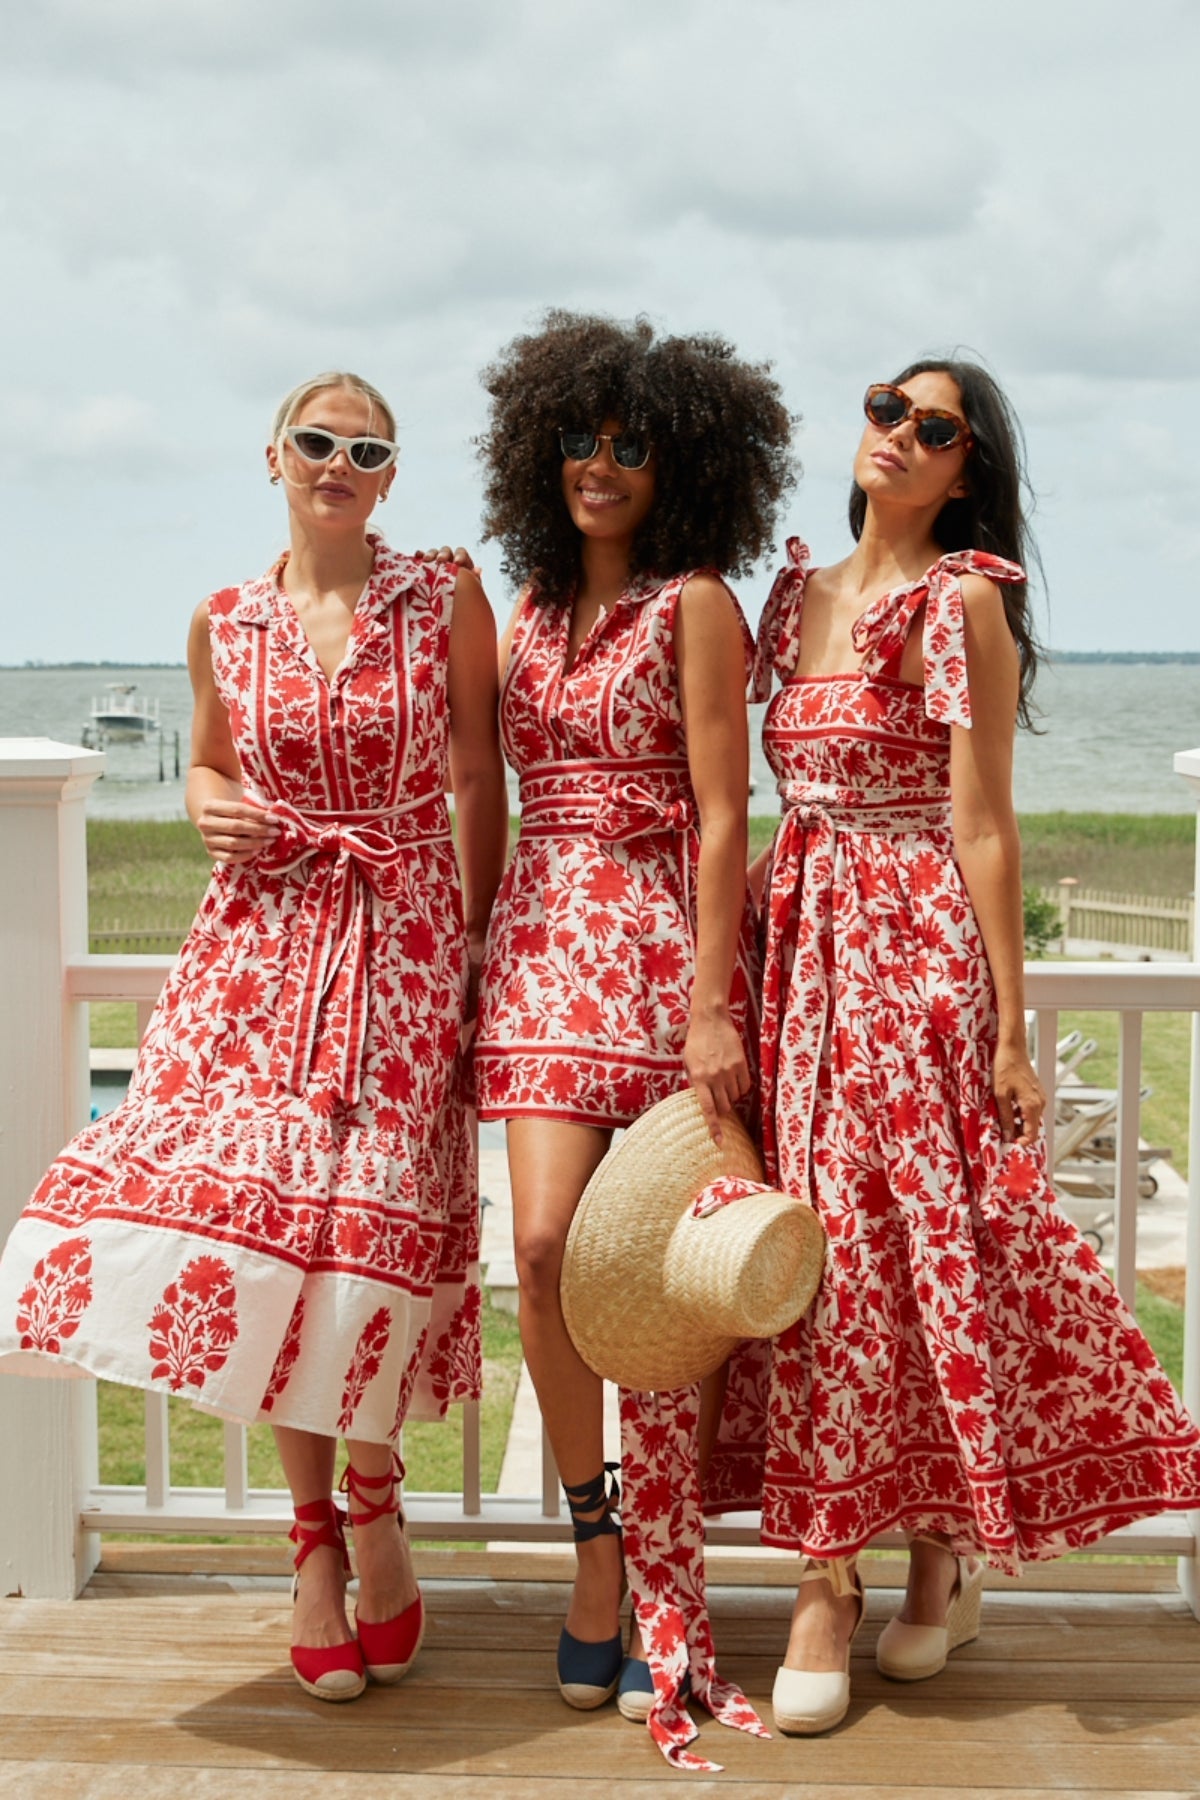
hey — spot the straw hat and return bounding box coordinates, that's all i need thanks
[560,1089,824,1391]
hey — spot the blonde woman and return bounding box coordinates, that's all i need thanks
[0,371,507,1701]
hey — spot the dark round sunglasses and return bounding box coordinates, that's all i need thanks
[863,384,974,454]
[558,428,652,471]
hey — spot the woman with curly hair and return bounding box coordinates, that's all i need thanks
[472,310,793,1728]
[739,357,1200,1736]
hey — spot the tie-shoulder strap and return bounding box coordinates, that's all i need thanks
[850,549,1025,728]
[749,537,811,701]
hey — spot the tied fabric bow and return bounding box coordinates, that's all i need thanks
[593,780,696,843]
[750,541,1026,727]
[256,795,445,1106]
[749,537,810,703]
[851,549,1026,729]
[621,1382,771,1772]
[619,1171,776,1771]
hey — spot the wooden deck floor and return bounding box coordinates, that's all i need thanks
[2,1553,1198,1799]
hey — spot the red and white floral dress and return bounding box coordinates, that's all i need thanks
[0,537,481,1440]
[709,538,1200,1569]
[474,571,759,1126]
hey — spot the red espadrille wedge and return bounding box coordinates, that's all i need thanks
[341,1456,425,1683]
[288,1497,367,1702]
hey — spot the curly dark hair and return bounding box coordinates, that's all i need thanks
[849,355,1044,727]
[478,309,796,603]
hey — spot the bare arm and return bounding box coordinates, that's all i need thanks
[748,845,772,911]
[677,575,753,1142]
[447,568,509,1013]
[949,575,1045,1145]
[496,591,526,678]
[186,600,278,864]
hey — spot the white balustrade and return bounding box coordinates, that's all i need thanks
[2,736,1199,1614]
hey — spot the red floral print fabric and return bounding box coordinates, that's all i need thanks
[709,538,1200,1571]
[0,536,481,1439]
[474,572,760,1126]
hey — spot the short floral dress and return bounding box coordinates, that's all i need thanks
[474,571,760,1126]
[0,536,481,1440]
[709,538,1200,1571]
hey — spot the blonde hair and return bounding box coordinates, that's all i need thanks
[271,371,397,445]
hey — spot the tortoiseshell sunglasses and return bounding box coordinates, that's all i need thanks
[864,384,975,454]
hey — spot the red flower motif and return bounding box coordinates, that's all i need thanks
[15,1235,94,1353]
[261,1294,305,1413]
[148,1255,238,1392]
[943,1351,988,1403]
[338,1306,392,1433]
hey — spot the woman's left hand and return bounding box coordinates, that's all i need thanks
[684,1005,751,1145]
[993,1041,1047,1145]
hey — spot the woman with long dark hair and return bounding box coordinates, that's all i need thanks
[472,310,792,1742]
[737,356,1200,1735]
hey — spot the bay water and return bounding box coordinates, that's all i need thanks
[0,659,1197,818]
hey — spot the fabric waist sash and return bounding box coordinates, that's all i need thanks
[759,784,951,1188]
[517,756,696,841]
[778,786,952,837]
[249,788,454,1106]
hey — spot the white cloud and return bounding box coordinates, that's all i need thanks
[1,0,1198,658]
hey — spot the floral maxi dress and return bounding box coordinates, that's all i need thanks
[0,539,481,1440]
[723,538,1200,1572]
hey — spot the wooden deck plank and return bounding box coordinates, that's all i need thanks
[94,1540,1187,1593]
[7,1779,1200,1800]
[2,1715,1199,1790]
[2,1670,1198,1747]
[1,1579,1198,1795]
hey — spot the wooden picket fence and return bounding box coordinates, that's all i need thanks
[1042,885,1194,954]
[89,925,190,954]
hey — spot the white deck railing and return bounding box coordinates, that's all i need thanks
[3,738,1199,1618]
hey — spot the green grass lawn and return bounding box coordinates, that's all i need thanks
[1017,812,1195,897]
[86,814,1196,1172]
[97,1293,523,1498]
[1057,1009,1191,1177]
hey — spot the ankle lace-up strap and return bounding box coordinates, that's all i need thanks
[340,1454,405,1527]
[798,1555,858,1598]
[562,1462,621,1542]
[290,1497,352,1575]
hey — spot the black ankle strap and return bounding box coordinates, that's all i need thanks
[562,1462,621,1541]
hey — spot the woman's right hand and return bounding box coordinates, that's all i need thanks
[418,544,479,570]
[194,798,279,865]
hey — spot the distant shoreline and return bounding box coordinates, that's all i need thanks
[3,662,189,671]
[5,651,1200,670]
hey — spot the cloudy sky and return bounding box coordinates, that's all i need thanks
[4,0,1198,663]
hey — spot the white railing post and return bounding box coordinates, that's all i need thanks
[1173,747,1200,1618]
[0,738,105,1598]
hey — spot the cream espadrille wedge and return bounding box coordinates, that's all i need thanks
[875,1539,983,1681]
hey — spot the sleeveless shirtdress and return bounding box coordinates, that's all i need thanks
[0,537,481,1440]
[708,539,1200,1569]
[474,571,759,1125]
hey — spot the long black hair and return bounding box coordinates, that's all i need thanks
[849,356,1043,725]
[479,309,796,602]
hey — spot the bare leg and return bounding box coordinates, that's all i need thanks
[344,1436,420,1625]
[783,1559,861,1673]
[897,1532,980,1624]
[507,1117,623,1646]
[274,1425,353,1650]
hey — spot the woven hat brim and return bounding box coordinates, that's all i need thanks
[561,1090,767,1390]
